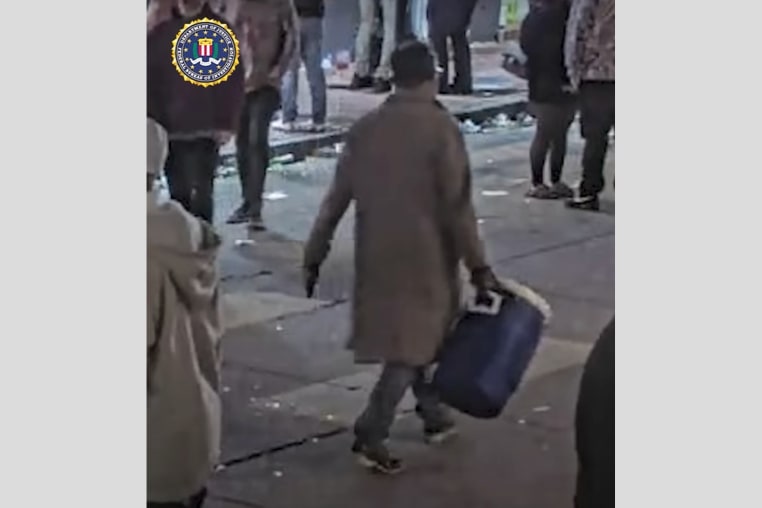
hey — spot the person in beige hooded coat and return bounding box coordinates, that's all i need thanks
[147,118,224,507]
[303,41,508,474]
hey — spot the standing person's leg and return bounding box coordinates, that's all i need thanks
[241,87,281,230]
[351,0,377,88]
[353,363,416,473]
[227,95,253,224]
[188,137,219,224]
[280,21,304,128]
[372,0,398,92]
[301,17,328,130]
[428,28,449,94]
[527,103,555,198]
[569,81,615,211]
[411,367,456,443]
[547,101,577,198]
[451,29,473,95]
[164,140,194,214]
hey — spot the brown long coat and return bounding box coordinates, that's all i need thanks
[304,90,488,367]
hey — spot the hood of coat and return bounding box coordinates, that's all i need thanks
[147,200,221,310]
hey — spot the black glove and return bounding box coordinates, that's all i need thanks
[304,265,320,298]
[471,266,513,306]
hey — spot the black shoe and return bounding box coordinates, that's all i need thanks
[566,195,600,211]
[372,79,392,94]
[349,74,374,90]
[351,440,404,475]
[226,204,251,225]
[423,422,459,445]
[549,181,575,199]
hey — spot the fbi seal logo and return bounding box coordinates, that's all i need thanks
[172,18,240,87]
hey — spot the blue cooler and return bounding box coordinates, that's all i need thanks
[433,286,548,419]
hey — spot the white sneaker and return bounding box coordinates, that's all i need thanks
[272,119,296,132]
[309,122,327,133]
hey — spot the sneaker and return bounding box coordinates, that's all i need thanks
[272,119,297,132]
[566,195,600,211]
[351,440,404,475]
[549,181,574,199]
[525,183,554,199]
[226,205,251,225]
[349,74,374,90]
[247,216,267,231]
[372,79,392,94]
[424,422,459,445]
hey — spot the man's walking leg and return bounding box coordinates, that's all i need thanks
[227,96,253,224]
[242,87,281,230]
[302,17,327,127]
[412,367,455,444]
[189,138,218,224]
[429,29,449,94]
[164,140,194,214]
[353,363,415,473]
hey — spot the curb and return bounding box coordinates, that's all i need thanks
[220,94,528,166]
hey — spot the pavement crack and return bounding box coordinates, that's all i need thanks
[221,427,349,468]
[496,230,614,265]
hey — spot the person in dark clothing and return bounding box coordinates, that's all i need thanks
[520,0,576,200]
[574,318,614,508]
[147,0,245,224]
[427,0,478,95]
[565,0,615,211]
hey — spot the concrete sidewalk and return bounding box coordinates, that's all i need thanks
[204,129,613,507]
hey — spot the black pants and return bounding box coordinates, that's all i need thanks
[430,29,472,94]
[148,488,206,508]
[579,81,615,198]
[529,101,576,186]
[165,138,219,223]
[236,87,281,219]
[574,319,614,508]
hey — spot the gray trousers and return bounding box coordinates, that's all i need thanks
[354,363,452,447]
[354,0,398,79]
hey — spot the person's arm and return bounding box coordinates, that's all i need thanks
[437,119,487,272]
[303,130,355,271]
[271,0,300,79]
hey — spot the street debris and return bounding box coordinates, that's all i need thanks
[264,191,289,201]
[214,464,227,473]
[273,470,284,478]
[518,419,526,425]
[265,401,281,410]
[311,437,320,444]
[481,190,510,197]
[324,414,335,422]
[532,405,551,413]
[275,323,284,332]
[234,239,256,247]
[460,119,482,134]
[478,219,485,225]
[222,386,231,393]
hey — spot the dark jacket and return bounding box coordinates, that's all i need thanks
[427,0,478,35]
[574,318,614,508]
[520,1,574,103]
[293,0,323,18]
[147,4,245,140]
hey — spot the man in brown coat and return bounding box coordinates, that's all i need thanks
[303,40,508,474]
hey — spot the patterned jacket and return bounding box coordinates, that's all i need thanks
[565,0,614,88]
[234,0,299,93]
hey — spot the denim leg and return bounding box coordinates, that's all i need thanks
[354,363,417,446]
[354,0,377,77]
[411,366,452,431]
[375,0,398,80]
[301,17,327,124]
[280,46,301,124]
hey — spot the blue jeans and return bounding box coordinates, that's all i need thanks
[281,17,327,124]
